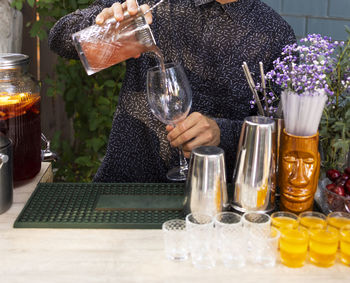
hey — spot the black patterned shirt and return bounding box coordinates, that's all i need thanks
[48,0,296,182]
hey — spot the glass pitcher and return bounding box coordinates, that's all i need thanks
[72,8,156,75]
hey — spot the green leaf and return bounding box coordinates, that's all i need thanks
[28,0,35,8]
[97,96,110,105]
[77,0,91,4]
[75,156,93,166]
[15,1,23,11]
[104,80,116,88]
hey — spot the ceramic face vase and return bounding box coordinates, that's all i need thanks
[278,129,320,213]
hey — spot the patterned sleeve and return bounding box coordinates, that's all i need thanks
[48,0,120,59]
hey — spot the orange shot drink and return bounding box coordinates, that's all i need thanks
[271,211,299,230]
[280,227,309,268]
[309,227,339,267]
[327,212,350,230]
[299,211,327,229]
[340,225,350,266]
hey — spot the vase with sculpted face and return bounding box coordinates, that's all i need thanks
[279,129,320,213]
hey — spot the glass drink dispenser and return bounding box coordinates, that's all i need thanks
[0,54,41,181]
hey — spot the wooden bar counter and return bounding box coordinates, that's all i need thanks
[0,163,348,283]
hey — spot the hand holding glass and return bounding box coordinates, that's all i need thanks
[147,62,192,181]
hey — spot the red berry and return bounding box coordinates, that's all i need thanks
[326,183,336,191]
[345,179,350,195]
[327,169,341,182]
[333,185,345,197]
[344,167,350,176]
[341,174,350,181]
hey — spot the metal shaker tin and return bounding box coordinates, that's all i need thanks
[184,146,229,216]
[0,134,13,214]
[232,116,276,213]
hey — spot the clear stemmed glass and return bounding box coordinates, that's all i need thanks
[147,62,192,181]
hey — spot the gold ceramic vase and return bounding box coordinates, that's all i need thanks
[278,129,320,214]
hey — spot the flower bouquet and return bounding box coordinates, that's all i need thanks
[265,34,343,137]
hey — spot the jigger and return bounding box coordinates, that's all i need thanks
[184,146,228,216]
[232,116,276,213]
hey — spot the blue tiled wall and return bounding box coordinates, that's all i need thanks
[261,0,350,40]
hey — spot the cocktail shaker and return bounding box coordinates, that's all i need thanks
[184,146,228,216]
[232,116,276,213]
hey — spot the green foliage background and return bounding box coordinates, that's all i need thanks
[319,32,350,172]
[12,0,125,182]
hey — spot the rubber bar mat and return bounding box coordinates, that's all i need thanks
[14,183,185,229]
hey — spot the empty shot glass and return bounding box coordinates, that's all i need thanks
[186,213,215,269]
[162,219,188,261]
[340,225,350,266]
[309,227,339,267]
[242,212,271,262]
[214,212,245,268]
[250,226,280,267]
[242,211,272,234]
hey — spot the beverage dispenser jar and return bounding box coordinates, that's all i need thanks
[0,54,41,181]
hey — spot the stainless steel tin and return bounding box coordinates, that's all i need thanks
[184,146,228,216]
[232,116,276,213]
[0,134,13,214]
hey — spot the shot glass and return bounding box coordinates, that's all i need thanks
[242,212,271,262]
[271,211,299,230]
[340,225,350,266]
[327,211,350,230]
[242,212,271,234]
[162,219,188,261]
[279,227,309,268]
[299,211,327,230]
[309,227,339,267]
[250,226,280,267]
[186,213,215,269]
[214,212,245,268]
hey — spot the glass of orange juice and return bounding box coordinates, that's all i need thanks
[299,211,327,229]
[340,225,350,266]
[279,227,309,268]
[309,227,339,267]
[271,211,299,230]
[327,212,350,230]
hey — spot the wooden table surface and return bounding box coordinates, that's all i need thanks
[0,163,349,283]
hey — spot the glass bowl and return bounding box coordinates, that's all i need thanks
[318,178,350,213]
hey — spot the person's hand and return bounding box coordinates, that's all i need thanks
[166,112,221,158]
[95,0,152,25]
[216,0,238,4]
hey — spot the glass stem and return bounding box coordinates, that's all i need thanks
[178,146,188,174]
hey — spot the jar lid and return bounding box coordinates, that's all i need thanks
[0,53,30,68]
[0,133,11,149]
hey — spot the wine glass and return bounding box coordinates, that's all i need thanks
[147,62,192,181]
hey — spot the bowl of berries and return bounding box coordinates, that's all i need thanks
[318,167,350,213]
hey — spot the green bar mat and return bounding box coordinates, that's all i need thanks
[14,183,185,229]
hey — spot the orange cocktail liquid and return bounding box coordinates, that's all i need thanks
[272,216,298,230]
[328,217,350,230]
[340,229,350,266]
[300,216,326,229]
[280,229,308,268]
[309,229,338,267]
